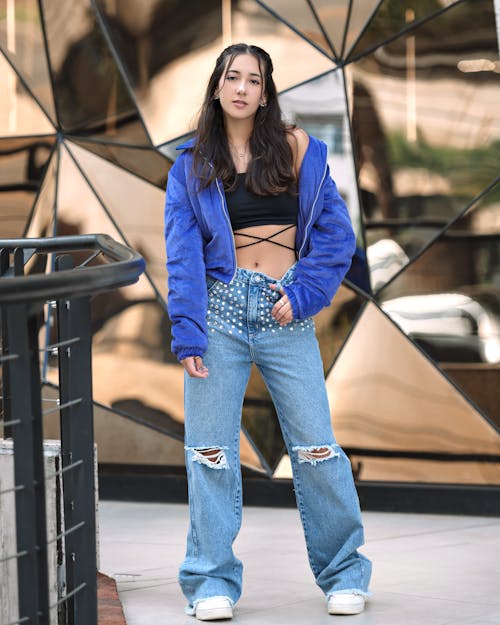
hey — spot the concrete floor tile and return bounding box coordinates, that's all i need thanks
[98,502,500,625]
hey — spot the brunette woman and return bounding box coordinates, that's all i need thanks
[165,43,371,621]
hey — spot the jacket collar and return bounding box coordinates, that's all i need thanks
[176,136,196,151]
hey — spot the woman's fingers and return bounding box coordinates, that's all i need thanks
[270,284,294,325]
[181,356,209,378]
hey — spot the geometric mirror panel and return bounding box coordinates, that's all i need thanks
[311,0,380,59]
[66,141,168,301]
[0,51,54,136]
[341,0,381,59]
[24,142,58,238]
[0,0,56,120]
[347,0,500,291]
[378,183,500,364]
[279,69,363,241]
[231,0,335,92]
[56,142,156,300]
[259,0,380,61]
[347,0,465,62]
[41,0,150,144]
[257,1,335,58]
[0,136,55,237]
[326,302,500,484]
[378,183,500,430]
[68,138,171,188]
[94,0,224,146]
[1,0,499,487]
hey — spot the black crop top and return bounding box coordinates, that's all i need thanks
[225,174,298,252]
[225,173,298,229]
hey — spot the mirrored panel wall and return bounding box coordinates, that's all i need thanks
[1,0,499,486]
[347,0,500,291]
[378,182,500,431]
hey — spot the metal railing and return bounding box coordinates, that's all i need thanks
[0,235,145,625]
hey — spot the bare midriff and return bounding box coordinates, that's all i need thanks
[234,224,297,280]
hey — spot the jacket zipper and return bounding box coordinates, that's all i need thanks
[215,177,237,281]
[298,159,328,259]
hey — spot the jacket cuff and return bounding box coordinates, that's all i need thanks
[176,346,205,362]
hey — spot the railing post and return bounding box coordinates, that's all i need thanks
[1,248,14,440]
[56,255,97,625]
[5,302,50,625]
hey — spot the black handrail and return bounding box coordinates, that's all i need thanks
[0,234,145,625]
[0,234,146,303]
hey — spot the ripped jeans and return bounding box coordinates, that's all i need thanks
[180,265,371,613]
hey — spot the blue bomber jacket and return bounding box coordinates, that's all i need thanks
[164,134,356,361]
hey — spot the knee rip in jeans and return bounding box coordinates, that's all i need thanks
[292,444,340,466]
[186,446,229,470]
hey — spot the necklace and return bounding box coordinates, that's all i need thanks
[230,142,249,159]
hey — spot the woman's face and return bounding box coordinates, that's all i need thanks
[216,53,266,122]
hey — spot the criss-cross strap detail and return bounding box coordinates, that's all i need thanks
[233,224,296,252]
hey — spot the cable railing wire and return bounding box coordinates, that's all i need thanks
[0,234,145,625]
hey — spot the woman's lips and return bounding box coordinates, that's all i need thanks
[232,100,247,108]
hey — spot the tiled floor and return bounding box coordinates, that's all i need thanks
[97,501,500,625]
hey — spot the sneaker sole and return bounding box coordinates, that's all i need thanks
[328,598,365,615]
[195,606,233,621]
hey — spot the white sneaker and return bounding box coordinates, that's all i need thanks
[195,597,233,621]
[327,593,366,615]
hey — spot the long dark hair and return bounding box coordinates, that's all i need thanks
[192,43,296,195]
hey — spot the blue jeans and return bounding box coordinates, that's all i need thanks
[180,265,371,613]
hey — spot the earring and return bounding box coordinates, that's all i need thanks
[260,102,267,107]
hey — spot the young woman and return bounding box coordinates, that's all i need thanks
[165,43,371,621]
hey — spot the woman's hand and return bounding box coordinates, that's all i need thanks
[270,284,294,326]
[181,356,209,378]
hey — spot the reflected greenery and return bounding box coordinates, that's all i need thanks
[388,132,500,203]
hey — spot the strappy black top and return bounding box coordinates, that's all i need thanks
[225,173,298,252]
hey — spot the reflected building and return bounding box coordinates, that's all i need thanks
[1,0,499,495]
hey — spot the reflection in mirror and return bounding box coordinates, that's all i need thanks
[259,0,380,61]
[311,0,380,59]
[348,0,464,62]
[280,70,362,241]
[378,183,500,428]
[0,136,55,237]
[0,52,54,136]
[66,140,168,300]
[0,0,56,119]
[326,301,500,485]
[257,0,334,57]
[41,0,149,143]
[94,0,336,145]
[347,0,500,290]
[68,138,171,188]
[94,0,223,145]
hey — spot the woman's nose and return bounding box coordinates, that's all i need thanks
[236,80,246,93]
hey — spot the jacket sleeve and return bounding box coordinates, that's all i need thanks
[283,169,356,320]
[164,163,208,361]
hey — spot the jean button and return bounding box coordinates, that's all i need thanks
[254,275,261,282]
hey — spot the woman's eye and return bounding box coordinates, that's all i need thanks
[251,79,261,85]
[226,75,236,81]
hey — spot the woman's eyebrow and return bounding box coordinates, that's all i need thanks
[226,69,261,78]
